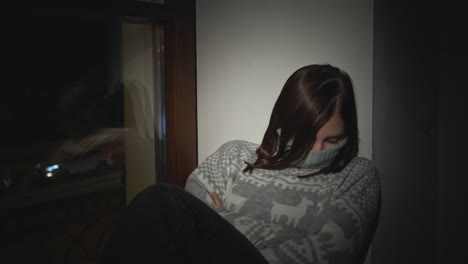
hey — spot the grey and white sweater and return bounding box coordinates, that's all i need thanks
[185,140,381,264]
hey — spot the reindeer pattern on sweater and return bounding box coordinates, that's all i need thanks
[185,140,380,264]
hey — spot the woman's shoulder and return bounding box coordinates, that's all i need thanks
[340,157,379,183]
[346,156,375,171]
[216,140,259,161]
[218,140,259,152]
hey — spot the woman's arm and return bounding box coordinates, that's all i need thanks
[185,140,247,212]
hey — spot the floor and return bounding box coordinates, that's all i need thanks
[0,187,125,264]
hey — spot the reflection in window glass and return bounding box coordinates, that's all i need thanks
[1,13,165,206]
[122,21,166,202]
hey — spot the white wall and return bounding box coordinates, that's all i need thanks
[196,0,374,163]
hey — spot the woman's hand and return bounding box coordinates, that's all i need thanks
[210,192,223,208]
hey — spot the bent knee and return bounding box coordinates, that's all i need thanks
[142,183,181,192]
[135,183,184,200]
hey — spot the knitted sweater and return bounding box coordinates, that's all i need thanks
[185,140,381,264]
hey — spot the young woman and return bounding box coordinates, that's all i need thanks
[101,64,381,264]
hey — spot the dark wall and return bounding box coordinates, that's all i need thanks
[373,1,466,263]
[436,6,467,263]
[372,1,438,263]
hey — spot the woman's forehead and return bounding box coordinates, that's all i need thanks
[316,114,345,137]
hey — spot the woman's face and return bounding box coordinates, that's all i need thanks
[311,113,345,151]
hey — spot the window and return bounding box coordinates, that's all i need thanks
[1,0,196,207]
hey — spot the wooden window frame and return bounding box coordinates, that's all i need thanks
[162,0,197,187]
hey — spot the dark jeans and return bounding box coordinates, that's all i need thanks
[100,184,268,264]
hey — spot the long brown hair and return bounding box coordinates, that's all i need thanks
[244,64,359,177]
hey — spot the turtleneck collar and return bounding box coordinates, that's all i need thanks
[277,128,346,169]
[292,138,346,169]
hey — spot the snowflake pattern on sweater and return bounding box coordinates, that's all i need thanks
[185,140,381,264]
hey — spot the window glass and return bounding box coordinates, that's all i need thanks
[1,13,165,206]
